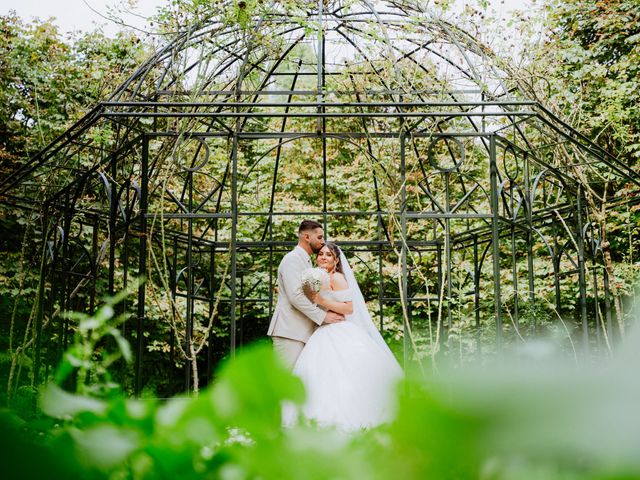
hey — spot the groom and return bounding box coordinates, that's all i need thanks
[267,220,345,368]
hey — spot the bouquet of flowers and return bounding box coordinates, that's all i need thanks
[300,267,329,300]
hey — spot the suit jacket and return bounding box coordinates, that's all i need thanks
[267,246,326,343]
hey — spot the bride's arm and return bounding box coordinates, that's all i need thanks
[318,298,352,315]
[314,273,353,315]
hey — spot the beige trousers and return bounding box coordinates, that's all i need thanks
[272,336,305,369]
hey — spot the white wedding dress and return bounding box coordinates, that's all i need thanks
[283,284,403,431]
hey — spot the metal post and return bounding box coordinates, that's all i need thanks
[510,189,519,332]
[489,135,503,348]
[33,208,49,390]
[90,219,98,314]
[171,237,177,367]
[318,0,327,227]
[473,235,481,354]
[444,172,453,343]
[592,261,601,349]
[109,155,117,296]
[400,132,410,366]
[185,169,194,392]
[378,214,384,331]
[122,183,130,336]
[239,272,244,347]
[230,125,239,359]
[136,135,149,396]
[436,242,444,349]
[60,193,71,354]
[268,218,274,319]
[524,153,535,334]
[207,243,215,383]
[576,187,589,352]
[604,269,613,342]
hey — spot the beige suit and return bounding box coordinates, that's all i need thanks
[268,246,326,366]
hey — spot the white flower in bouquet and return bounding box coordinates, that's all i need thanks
[300,267,330,295]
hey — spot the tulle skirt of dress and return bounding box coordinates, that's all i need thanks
[283,321,403,431]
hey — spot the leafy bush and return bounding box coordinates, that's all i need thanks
[2,295,640,479]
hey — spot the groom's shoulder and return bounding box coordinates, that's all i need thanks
[280,248,300,265]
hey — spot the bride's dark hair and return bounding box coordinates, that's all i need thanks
[321,241,343,274]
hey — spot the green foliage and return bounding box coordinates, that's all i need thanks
[537,0,640,161]
[0,13,151,401]
[52,287,135,396]
[0,13,147,171]
[3,299,640,479]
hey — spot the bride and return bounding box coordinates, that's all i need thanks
[283,242,403,431]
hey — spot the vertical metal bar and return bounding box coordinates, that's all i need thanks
[444,172,452,347]
[206,244,214,383]
[33,208,49,389]
[524,154,535,303]
[549,178,561,314]
[48,224,59,370]
[576,187,589,352]
[185,170,194,392]
[604,269,613,342]
[317,0,324,137]
[211,216,220,381]
[481,92,486,133]
[60,193,71,355]
[436,242,444,349]
[378,214,384,331]
[122,184,130,336]
[400,132,409,367]
[592,262,601,349]
[473,235,481,354]
[230,125,239,359]
[543,180,561,314]
[136,135,149,396]
[318,0,327,228]
[109,155,117,296]
[268,218,274,319]
[524,154,535,335]
[171,237,177,366]
[239,273,244,347]
[90,219,98,314]
[553,242,561,313]
[489,135,503,348]
[510,191,519,331]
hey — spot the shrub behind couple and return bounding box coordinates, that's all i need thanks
[267,220,402,431]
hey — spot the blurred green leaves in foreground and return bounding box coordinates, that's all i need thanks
[2,297,640,479]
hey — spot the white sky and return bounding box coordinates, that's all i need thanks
[0,0,160,36]
[1,0,534,37]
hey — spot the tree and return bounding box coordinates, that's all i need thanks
[0,13,150,403]
[0,13,148,175]
[539,0,640,162]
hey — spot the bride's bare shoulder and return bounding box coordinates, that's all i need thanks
[330,272,349,290]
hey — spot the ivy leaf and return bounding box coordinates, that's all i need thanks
[39,383,107,419]
[109,328,132,363]
[209,342,305,438]
[69,425,140,469]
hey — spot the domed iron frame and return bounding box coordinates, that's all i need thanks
[2,0,639,394]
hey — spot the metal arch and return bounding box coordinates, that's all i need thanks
[418,169,492,215]
[173,136,211,172]
[427,136,465,173]
[97,171,127,222]
[238,134,311,196]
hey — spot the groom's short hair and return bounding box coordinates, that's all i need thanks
[298,220,322,234]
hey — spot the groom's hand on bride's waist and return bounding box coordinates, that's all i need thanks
[323,311,345,324]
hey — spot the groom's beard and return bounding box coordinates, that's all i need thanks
[311,243,323,254]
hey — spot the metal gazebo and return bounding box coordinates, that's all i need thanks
[2,0,638,395]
